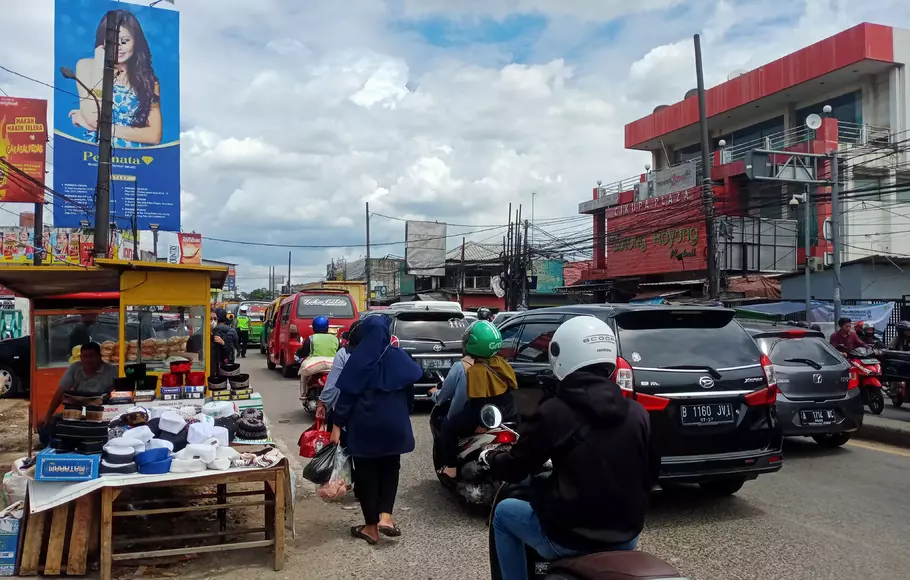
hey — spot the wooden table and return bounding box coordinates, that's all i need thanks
[20,464,287,579]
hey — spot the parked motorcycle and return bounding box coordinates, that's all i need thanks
[884,380,906,408]
[478,405,686,580]
[847,347,885,415]
[429,402,516,506]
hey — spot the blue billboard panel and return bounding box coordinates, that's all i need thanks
[53,0,180,231]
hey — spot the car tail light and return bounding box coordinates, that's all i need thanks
[848,369,859,389]
[745,354,779,406]
[635,393,670,412]
[493,430,517,444]
[780,330,807,337]
[613,356,634,398]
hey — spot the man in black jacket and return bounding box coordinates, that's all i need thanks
[485,315,659,580]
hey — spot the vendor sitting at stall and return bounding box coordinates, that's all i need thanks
[38,342,118,447]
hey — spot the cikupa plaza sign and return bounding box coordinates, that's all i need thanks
[578,160,698,216]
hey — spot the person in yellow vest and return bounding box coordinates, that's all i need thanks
[295,316,339,361]
[236,304,252,358]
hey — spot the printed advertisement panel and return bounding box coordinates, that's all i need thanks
[0,97,48,203]
[53,0,180,230]
[178,232,201,264]
[225,266,236,291]
[0,227,86,265]
[605,193,706,278]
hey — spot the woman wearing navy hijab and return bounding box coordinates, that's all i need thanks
[330,314,423,544]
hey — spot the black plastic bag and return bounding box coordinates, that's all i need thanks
[302,442,338,485]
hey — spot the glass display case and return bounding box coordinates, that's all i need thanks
[35,309,121,369]
[123,305,207,371]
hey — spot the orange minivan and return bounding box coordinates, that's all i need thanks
[267,289,360,377]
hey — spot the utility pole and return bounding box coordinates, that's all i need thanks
[522,219,529,308]
[694,34,719,300]
[365,202,371,307]
[831,148,842,321]
[33,201,43,266]
[505,203,512,310]
[132,179,139,260]
[93,13,120,258]
[287,251,292,293]
[459,237,466,309]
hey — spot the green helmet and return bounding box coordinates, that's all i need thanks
[462,320,503,358]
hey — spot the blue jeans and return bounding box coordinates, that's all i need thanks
[492,498,639,580]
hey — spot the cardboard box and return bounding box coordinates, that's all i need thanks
[0,513,21,576]
[35,449,99,482]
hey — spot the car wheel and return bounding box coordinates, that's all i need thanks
[266,355,276,370]
[699,478,745,496]
[260,342,266,354]
[812,433,851,447]
[0,365,20,398]
[282,355,297,378]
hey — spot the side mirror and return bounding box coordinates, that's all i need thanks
[480,404,503,429]
[289,324,299,337]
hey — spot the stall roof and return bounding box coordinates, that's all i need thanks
[0,260,229,299]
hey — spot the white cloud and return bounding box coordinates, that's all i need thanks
[3,0,910,289]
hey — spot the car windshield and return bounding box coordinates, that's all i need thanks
[394,318,470,342]
[765,337,841,367]
[616,310,760,369]
[296,295,355,318]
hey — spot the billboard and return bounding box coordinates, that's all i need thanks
[532,259,564,294]
[0,97,48,203]
[405,220,447,277]
[0,227,87,265]
[225,266,236,292]
[53,0,181,231]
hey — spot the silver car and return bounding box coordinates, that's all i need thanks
[745,323,864,447]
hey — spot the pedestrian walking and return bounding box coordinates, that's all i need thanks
[330,315,422,544]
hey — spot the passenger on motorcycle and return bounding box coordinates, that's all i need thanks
[316,319,364,425]
[889,321,910,351]
[830,317,865,353]
[856,321,883,350]
[482,316,659,580]
[431,320,517,482]
[295,315,339,362]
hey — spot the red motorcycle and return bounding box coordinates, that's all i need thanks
[847,347,885,415]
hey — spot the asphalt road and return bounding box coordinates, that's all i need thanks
[231,353,910,580]
[875,403,910,422]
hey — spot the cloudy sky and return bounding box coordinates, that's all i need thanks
[2,0,908,290]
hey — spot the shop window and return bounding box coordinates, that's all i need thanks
[35,310,122,368]
[124,305,207,371]
[674,143,701,165]
[795,91,862,129]
[853,175,885,202]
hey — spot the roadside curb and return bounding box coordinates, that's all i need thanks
[854,419,910,448]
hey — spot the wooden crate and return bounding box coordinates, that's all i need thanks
[19,493,98,576]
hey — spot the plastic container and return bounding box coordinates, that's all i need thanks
[170,361,192,374]
[186,372,206,387]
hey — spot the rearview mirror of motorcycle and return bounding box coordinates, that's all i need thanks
[480,405,503,429]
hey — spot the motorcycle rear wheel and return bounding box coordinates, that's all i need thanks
[868,390,885,415]
[891,393,904,408]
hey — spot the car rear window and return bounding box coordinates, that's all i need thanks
[763,337,842,367]
[296,295,355,318]
[615,310,760,369]
[394,317,470,342]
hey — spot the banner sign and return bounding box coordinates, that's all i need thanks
[652,160,697,197]
[53,0,181,231]
[0,97,48,203]
[225,266,236,291]
[809,302,895,333]
[178,232,201,264]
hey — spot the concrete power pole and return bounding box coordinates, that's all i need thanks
[93,14,120,258]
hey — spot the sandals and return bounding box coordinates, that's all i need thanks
[379,524,401,537]
[350,525,378,545]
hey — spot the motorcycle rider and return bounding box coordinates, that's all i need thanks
[432,320,517,482]
[295,315,340,362]
[829,317,865,353]
[889,321,910,351]
[477,307,494,322]
[236,305,252,358]
[856,321,883,350]
[483,316,658,580]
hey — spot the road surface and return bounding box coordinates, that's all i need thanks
[201,354,910,580]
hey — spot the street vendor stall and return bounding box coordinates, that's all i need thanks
[0,261,289,578]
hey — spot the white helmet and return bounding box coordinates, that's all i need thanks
[549,315,618,381]
[239,304,249,312]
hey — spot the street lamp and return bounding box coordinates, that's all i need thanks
[149,223,160,261]
[790,190,812,319]
[60,67,100,144]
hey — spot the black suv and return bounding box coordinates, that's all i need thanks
[387,309,469,400]
[497,305,783,495]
